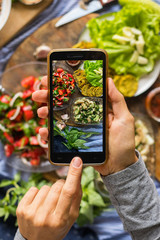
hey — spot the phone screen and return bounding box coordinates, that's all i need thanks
[49,50,107,165]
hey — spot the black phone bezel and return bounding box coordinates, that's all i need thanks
[48,49,107,165]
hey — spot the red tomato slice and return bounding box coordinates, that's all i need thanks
[14,136,29,148]
[22,90,33,99]
[30,157,40,166]
[3,132,14,144]
[35,126,41,134]
[4,144,14,157]
[7,109,23,122]
[21,76,35,89]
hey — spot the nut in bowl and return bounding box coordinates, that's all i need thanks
[72,97,103,125]
[145,87,160,122]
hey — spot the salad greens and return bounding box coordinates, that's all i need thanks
[0,169,111,227]
[77,167,111,226]
[54,121,100,150]
[0,173,51,224]
[120,0,160,15]
[87,1,160,78]
[84,60,103,87]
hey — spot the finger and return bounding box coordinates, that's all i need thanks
[37,106,48,118]
[43,179,65,214]
[39,128,48,141]
[18,187,39,208]
[31,185,50,209]
[108,112,114,128]
[54,157,83,218]
[108,78,129,119]
[32,90,48,103]
[69,186,82,225]
[41,76,48,87]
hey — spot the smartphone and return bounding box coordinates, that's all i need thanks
[48,48,108,166]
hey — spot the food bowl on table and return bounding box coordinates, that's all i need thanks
[0,62,57,173]
[71,97,103,125]
[145,87,160,123]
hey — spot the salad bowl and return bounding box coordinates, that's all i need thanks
[0,62,57,173]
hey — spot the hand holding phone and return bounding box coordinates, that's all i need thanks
[33,76,137,175]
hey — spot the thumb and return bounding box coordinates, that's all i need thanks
[108,78,129,118]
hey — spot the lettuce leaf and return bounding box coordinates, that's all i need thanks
[87,4,160,78]
[84,60,103,87]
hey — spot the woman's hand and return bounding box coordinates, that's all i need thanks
[32,76,137,177]
[16,157,83,240]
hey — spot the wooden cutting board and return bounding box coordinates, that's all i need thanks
[0,0,53,48]
[3,13,160,181]
[5,13,98,68]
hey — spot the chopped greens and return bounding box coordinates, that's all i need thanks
[54,121,100,150]
[73,98,103,124]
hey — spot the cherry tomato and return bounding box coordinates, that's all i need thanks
[22,105,34,121]
[57,68,64,73]
[21,76,35,89]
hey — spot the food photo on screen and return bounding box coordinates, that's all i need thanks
[52,60,104,153]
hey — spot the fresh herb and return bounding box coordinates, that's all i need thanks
[54,122,100,150]
[77,167,111,226]
[0,173,51,224]
[0,168,111,227]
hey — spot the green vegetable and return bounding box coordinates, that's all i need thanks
[87,3,160,78]
[0,102,9,112]
[77,167,111,226]
[54,121,100,150]
[119,0,160,15]
[0,168,111,227]
[83,60,103,87]
[0,173,51,224]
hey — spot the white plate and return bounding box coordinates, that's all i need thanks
[0,0,11,31]
[78,14,160,97]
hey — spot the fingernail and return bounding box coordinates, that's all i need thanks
[72,157,82,168]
